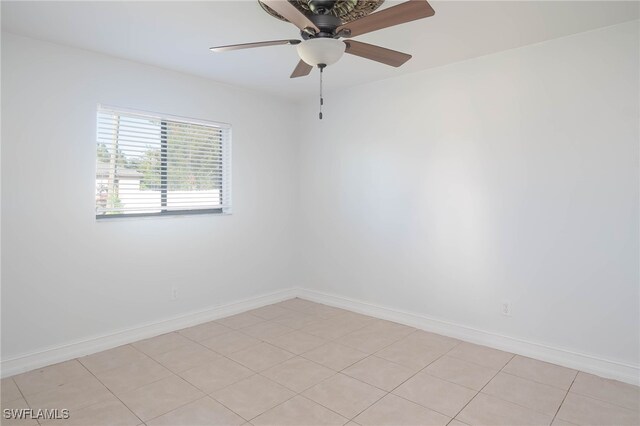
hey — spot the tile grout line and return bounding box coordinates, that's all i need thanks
[11,376,42,426]
[301,299,639,415]
[188,336,300,422]
[550,372,578,425]
[485,354,579,421]
[124,306,617,425]
[80,343,184,407]
[262,313,464,421]
[140,395,209,425]
[356,336,503,422]
[83,331,254,424]
[369,342,468,421]
[229,308,402,422]
[214,310,355,423]
[447,353,515,424]
[311,325,430,421]
[76,356,146,426]
[174,307,341,423]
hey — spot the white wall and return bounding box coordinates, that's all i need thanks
[297,22,639,368]
[1,33,299,360]
[2,21,638,380]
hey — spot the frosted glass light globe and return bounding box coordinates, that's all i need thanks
[297,38,346,67]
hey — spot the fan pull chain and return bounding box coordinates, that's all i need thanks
[319,64,325,120]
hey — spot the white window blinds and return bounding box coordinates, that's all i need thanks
[95,106,231,218]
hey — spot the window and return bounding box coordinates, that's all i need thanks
[95,106,231,218]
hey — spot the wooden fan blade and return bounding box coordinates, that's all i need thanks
[261,0,320,34]
[210,39,300,52]
[290,60,313,78]
[344,40,411,67]
[337,0,434,38]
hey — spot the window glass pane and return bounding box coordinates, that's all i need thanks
[95,107,231,218]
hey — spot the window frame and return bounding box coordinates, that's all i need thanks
[95,105,232,220]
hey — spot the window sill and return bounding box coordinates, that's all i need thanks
[95,209,231,222]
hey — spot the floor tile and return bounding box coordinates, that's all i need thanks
[312,305,349,319]
[354,394,450,426]
[13,360,92,396]
[1,378,22,403]
[424,356,498,391]
[150,341,220,373]
[303,342,369,371]
[335,323,413,354]
[262,357,335,392]
[366,320,415,336]
[393,372,477,418]
[211,374,295,421]
[403,331,460,352]
[228,342,294,372]
[375,338,447,371]
[177,321,231,342]
[132,333,193,357]
[271,311,321,329]
[482,372,566,416]
[266,330,327,355]
[24,376,112,412]
[282,300,345,319]
[277,298,324,313]
[448,420,470,426]
[215,312,264,329]
[555,392,639,426]
[7,300,636,426]
[343,356,415,392]
[302,373,386,419]
[241,321,294,340]
[94,357,172,395]
[79,345,148,375]
[118,375,203,421]
[179,356,253,394]
[1,397,39,425]
[570,372,639,411]
[200,330,261,355]
[335,311,378,324]
[550,419,577,426]
[251,395,348,426]
[40,394,140,426]
[302,317,370,340]
[456,393,553,426]
[247,304,292,321]
[146,396,245,426]
[502,356,577,390]
[446,343,513,370]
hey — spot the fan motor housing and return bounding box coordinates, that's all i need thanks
[302,13,342,39]
[258,0,385,34]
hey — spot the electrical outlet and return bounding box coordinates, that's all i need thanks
[171,286,178,300]
[501,301,512,316]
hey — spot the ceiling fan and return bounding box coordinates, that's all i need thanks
[210,0,435,117]
[210,0,434,76]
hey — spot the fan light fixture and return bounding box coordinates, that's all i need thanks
[297,38,346,67]
[210,0,437,119]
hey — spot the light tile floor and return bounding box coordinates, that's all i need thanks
[1,298,638,426]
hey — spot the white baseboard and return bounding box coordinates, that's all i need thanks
[3,286,638,386]
[0,288,296,378]
[296,288,640,386]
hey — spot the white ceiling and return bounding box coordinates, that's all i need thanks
[2,1,638,100]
